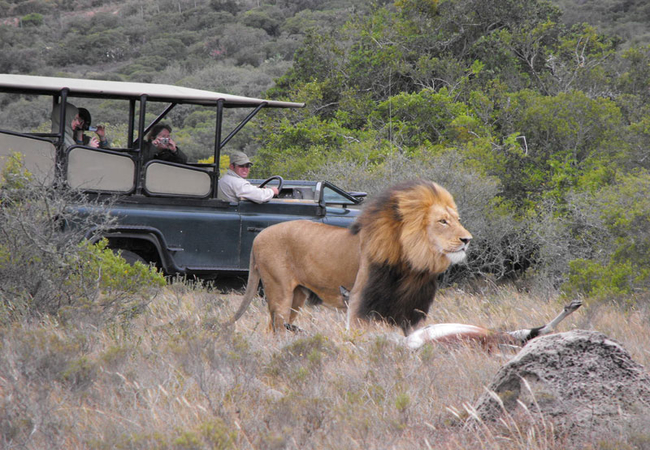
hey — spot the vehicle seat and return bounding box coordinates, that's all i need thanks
[0,133,57,184]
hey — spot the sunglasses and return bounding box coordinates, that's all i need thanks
[237,163,253,168]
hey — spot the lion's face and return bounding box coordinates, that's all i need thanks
[380,181,471,274]
[425,203,472,266]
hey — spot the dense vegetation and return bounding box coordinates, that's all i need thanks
[2,0,650,298]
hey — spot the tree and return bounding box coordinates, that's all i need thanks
[563,171,650,299]
[491,90,625,206]
[240,5,284,36]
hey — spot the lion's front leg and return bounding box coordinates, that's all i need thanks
[346,257,370,330]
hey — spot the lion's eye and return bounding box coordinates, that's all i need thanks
[439,219,448,225]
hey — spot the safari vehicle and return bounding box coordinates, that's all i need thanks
[0,74,364,278]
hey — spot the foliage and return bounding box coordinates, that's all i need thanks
[488,89,624,208]
[0,154,164,324]
[20,12,42,26]
[556,0,650,46]
[197,152,230,176]
[255,115,369,178]
[562,171,650,299]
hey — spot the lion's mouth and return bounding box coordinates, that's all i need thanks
[445,249,467,265]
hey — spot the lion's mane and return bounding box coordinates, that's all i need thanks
[349,180,464,333]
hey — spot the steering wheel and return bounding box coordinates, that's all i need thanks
[259,175,284,193]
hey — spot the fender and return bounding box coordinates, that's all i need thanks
[85,225,183,274]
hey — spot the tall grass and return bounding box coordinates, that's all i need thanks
[1,281,648,449]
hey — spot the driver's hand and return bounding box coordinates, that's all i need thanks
[271,187,279,197]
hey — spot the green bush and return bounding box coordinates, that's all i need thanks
[61,239,166,322]
[21,12,43,27]
[561,171,650,300]
[0,154,164,325]
[564,259,638,300]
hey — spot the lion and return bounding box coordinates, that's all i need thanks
[229,180,472,334]
[229,220,360,332]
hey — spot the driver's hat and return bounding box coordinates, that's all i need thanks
[230,150,252,166]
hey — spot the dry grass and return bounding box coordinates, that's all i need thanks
[1,281,649,449]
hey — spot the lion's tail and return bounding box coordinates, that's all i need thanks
[228,249,261,325]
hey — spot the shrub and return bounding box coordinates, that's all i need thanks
[564,259,640,300]
[561,171,650,300]
[0,153,164,325]
[21,12,43,27]
[61,239,166,322]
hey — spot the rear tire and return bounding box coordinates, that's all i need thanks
[116,249,147,265]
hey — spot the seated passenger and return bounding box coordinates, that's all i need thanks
[142,123,188,164]
[218,150,278,203]
[50,103,110,149]
[73,108,110,149]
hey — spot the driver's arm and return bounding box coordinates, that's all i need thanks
[237,181,275,203]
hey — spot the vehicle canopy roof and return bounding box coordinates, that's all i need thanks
[0,74,304,109]
[0,74,307,199]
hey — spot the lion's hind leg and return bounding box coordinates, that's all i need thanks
[263,281,305,333]
[268,286,310,332]
[280,286,311,331]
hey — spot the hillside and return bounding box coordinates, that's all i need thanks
[1,0,649,98]
[0,0,368,94]
[555,0,650,45]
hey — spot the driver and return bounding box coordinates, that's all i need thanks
[218,150,279,203]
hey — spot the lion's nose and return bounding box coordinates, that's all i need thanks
[460,237,472,245]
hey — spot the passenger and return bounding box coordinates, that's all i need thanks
[50,103,109,149]
[142,123,188,164]
[73,108,110,149]
[218,150,278,203]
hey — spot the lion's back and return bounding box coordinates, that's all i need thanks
[253,220,360,295]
